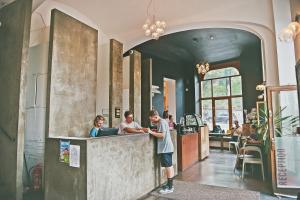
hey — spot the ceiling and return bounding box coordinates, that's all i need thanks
[133,28,261,64]
[30,0,269,51]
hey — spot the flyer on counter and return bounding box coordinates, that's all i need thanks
[59,140,70,163]
[69,145,80,168]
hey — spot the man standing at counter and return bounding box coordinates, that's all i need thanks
[118,110,147,134]
[148,110,175,194]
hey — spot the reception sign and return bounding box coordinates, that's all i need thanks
[275,136,300,188]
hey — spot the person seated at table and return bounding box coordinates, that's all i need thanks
[89,115,105,137]
[230,120,242,141]
[212,125,223,133]
[246,124,262,145]
[239,124,262,153]
[118,110,148,134]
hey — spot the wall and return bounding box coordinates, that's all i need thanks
[0,0,32,199]
[148,55,194,122]
[272,0,296,85]
[240,45,264,111]
[46,9,98,137]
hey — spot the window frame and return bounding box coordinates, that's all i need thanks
[200,61,243,130]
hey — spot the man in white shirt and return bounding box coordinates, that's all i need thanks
[118,111,147,134]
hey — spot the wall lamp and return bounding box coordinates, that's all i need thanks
[279,15,300,42]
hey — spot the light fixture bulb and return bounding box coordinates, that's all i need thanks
[145,29,151,36]
[142,24,149,30]
[155,20,161,27]
[156,28,164,34]
[150,24,156,31]
[160,21,166,28]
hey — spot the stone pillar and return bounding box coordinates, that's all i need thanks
[109,39,123,127]
[0,0,32,199]
[141,58,153,127]
[129,50,142,124]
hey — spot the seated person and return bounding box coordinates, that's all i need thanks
[230,120,242,141]
[239,124,262,153]
[246,124,262,145]
[212,125,223,133]
[118,111,148,134]
[89,115,105,137]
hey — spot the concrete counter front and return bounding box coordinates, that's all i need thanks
[44,131,177,200]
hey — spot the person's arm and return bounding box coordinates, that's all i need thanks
[89,128,97,137]
[148,129,164,138]
[123,127,145,134]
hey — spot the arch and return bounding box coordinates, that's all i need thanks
[124,20,278,85]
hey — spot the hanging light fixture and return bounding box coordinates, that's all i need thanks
[256,81,266,91]
[196,62,210,75]
[142,0,166,40]
[279,15,300,42]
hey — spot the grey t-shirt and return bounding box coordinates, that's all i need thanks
[156,119,174,154]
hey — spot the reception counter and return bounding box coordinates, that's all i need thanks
[44,131,177,200]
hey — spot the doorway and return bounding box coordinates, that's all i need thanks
[164,78,176,121]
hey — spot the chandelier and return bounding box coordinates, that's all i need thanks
[196,62,210,75]
[142,0,166,40]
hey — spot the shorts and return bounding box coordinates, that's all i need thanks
[159,152,173,167]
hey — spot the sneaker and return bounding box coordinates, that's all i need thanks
[159,186,174,194]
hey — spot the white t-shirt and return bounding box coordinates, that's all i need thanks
[118,121,142,134]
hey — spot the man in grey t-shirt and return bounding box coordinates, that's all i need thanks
[148,110,174,194]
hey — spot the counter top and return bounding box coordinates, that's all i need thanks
[47,133,150,140]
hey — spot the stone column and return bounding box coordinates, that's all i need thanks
[0,0,32,199]
[109,39,123,127]
[129,50,142,124]
[141,58,153,127]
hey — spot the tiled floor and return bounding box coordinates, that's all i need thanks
[141,149,295,200]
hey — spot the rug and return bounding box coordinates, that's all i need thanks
[151,180,260,200]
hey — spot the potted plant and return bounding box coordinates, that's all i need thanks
[251,106,298,153]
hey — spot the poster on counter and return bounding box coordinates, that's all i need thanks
[69,145,80,168]
[59,140,70,163]
[275,136,300,188]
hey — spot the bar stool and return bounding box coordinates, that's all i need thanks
[242,145,265,181]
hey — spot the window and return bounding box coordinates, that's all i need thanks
[201,66,243,131]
